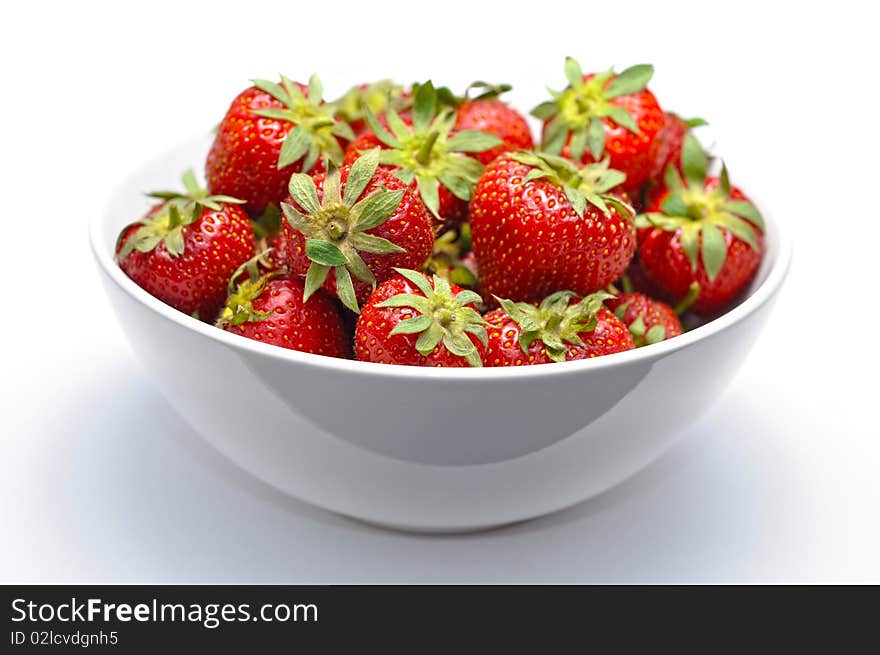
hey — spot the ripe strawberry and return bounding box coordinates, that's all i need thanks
[355,268,488,367]
[605,293,682,347]
[343,81,502,227]
[637,135,764,315]
[217,265,351,358]
[116,170,255,321]
[281,148,434,313]
[485,291,633,366]
[470,151,636,302]
[331,80,411,135]
[453,82,533,165]
[344,124,468,227]
[206,75,353,213]
[532,58,664,193]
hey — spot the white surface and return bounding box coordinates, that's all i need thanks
[1,0,878,581]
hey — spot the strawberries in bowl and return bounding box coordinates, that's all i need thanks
[111,60,776,368]
[96,59,789,531]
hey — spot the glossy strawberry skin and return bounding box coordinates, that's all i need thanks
[470,153,637,302]
[638,179,763,315]
[455,98,533,165]
[355,274,486,367]
[545,74,664,193]
[282,166,434,304]
[206,84,324,214]
[485,306,633,366]
[344,128,469,227]
[223,276,352,358]
[118,204,255,321]
[605,293,682,341]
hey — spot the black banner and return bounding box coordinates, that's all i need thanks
[1,585,876,649]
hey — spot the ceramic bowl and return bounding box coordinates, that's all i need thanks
[91,135,791,532]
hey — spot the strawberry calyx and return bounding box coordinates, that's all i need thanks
[412,80,513,107]
[532,57,654,161]
[282,148,406,313]
[215,250,280,328]
[376,268,488,367]
[117,170,244,261]
[511,151,634,219]
[635,135,765,281]
[331,79,410,127]
[461,81,513,102]
[495,290,614,363]
[362,81,502,219]
[250,74,355,172]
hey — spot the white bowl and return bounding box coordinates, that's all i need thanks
[91,135,791,532]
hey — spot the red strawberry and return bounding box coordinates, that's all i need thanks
[470,151,636,302]
[453,83,533,165]
[206,75,353,213]
[331,80,412,135]
[486,291,633,366]
[532,58,664,193]
[117,170,255,321]
[217,267,351,358]
[281,148,435,313]
[637,135,764,315]
[355,269,488,367]
[605,292,682,347]
[344,121,468,227]
[343,81,502,228]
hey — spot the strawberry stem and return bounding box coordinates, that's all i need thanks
[416,130,439,165]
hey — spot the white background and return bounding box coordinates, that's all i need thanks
[1,0,878,582]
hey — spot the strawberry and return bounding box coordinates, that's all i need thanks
[485,291,633,366]
[280,148,434,313]
[206,75,353,214]
[331,80,411,135]
[470,151,636,302]
[532,58,664,193]
[637,135,764,315]
[217,263,351,358]
[605,292,682,347]
[343,81,502,227]
[116,170,255,321]
[452,82,534,165]
[355,268,488,367]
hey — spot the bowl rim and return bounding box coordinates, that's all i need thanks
[91,149,792,382]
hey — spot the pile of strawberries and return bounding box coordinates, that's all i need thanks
[117,59,765,368]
